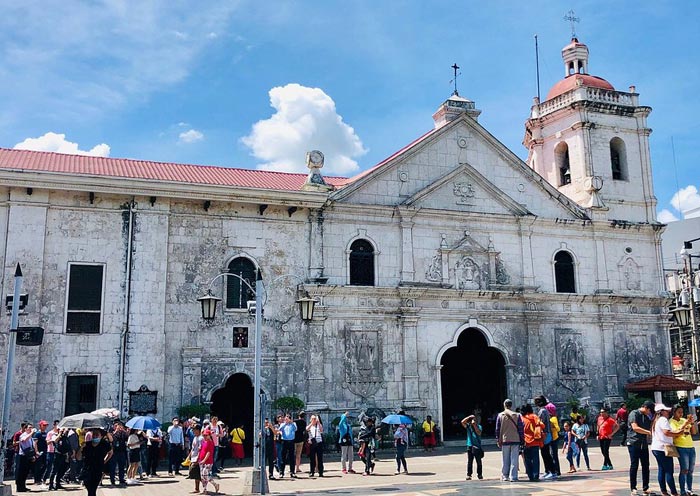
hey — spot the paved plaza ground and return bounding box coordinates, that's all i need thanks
[4,444,683,495]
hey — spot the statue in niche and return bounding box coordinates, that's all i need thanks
[426,254,442,282]
[561,337,585,375]
[623,260,641,291]
[455,256,481,290]
[350,331,378,379]
[495,256,511,285]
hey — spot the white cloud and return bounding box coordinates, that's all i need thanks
[241,83,367,175]
[14,132,110,157]
[178,129,204,144]
[658,209,679,223]
[671,185,700,216]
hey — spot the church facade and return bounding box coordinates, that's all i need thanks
[0,37,669,438]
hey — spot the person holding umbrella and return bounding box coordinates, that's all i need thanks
[81,428,113,496]
[393,423,409,475]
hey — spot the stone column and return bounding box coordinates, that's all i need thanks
[307,209,326,282]
[306,311,328,410]
[398,309,421,407]
[181,347,203,405]
[397,207,416,283]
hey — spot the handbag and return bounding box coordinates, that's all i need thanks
[181,457,191,467]
[664,444,680,458]
[470,445,484,459]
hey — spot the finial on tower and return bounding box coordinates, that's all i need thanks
[563,9,580,38]
[450,63,461,96]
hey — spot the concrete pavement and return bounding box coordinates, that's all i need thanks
[5,444,681,495]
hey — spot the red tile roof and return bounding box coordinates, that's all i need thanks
[625,374,698,392]
[0,148,348,191]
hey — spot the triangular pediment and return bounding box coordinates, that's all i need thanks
[401,162,531,216]
[331,115,588,220]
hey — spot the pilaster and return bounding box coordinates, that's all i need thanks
[398,309,422,407]
[181,347,203,405]
[306,310,328,410]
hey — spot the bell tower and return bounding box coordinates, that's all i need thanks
[524,37,657,223]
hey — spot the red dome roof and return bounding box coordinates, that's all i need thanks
[545,74,614,101]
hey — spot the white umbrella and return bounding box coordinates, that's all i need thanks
[92,408,120,419]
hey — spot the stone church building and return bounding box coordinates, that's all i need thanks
[0,37,669,439]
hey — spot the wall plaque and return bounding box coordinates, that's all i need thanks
[129,385,158,415]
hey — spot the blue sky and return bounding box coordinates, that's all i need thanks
[1,1,697,221]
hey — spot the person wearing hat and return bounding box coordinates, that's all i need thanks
[627,400,655,495]
[651,403,686,496]
[198,428,220,494]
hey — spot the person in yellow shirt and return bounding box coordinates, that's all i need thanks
[546,403,561,476]
[670,405,696,496]
[422,416,436,452]
[230,424,245,467]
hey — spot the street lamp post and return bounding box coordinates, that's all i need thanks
[197,270,315,495]
[669,239,700,381]
[0,263,24,491]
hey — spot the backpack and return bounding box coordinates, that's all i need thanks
[528,419,543,441]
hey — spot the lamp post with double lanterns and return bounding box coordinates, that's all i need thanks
[668,239,700,381]
[197,270,316,495]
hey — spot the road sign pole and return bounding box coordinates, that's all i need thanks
[0,263,23,489]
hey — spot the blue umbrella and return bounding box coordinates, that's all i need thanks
[688,398,700,407]
[126,416,161,430]
[381,414,413,425]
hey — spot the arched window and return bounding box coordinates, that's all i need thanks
[226,257,256,309]
[554,251,576,293]
[555,142,571,186]
[610,137,627,181]
[349,239,375,286]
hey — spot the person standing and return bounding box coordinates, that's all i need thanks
[572,415,591,470]
[306,414,324,477]
[187,425,203,493]
[338,411,355,474]
[15,423,36,493]
[198,428,220,495]
[561,421,578,473]
[534,395,556,479]
[146,425,163,476]
[545,402,561,477]
[110,421,129,485]
[393,423,409,475]
[628,400,655,496]
[48,428,71,490]
[42,421,59,486]
[279,414,297,478]
[358,417,376,476]
[422,415,436,451]
[32,420,48,486]
[167,417,185,476]
[294,411,307,474]
[82,428,113,496]
[651,403,682,496]
[617,402,629,446]
[263,419,277,480]
[126,428,142,485]
[230,424,245,467]
[495,399,524,482]
[521,404,545,482]
[596,408,620,470]
[461,415,483,480]
[670,404,696,496]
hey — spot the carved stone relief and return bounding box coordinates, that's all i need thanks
[344,326,384,399]
[453,182,475,205]
[455,256,482,290]
[557,331,586,377]
[425,253,442,282]
[628,335,650,377]
[620,258,642,291]
[495,255,511,284]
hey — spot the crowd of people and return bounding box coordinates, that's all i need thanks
[5,415,244,495]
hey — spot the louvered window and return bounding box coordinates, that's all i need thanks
[226,258,256,309]
[66,264,104,334]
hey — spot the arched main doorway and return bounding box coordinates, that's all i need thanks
[440,328,506,438]
[211,373,254,460]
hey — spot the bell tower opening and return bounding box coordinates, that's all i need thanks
[440,328,506,439]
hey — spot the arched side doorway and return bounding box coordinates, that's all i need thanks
[211,373,254,460]
[440,327,507,438]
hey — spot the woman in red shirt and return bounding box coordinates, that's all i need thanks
[198,429,220,495]
[596,408,619,470]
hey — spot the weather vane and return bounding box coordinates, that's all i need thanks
[449,63,461,96]
[564,10,580,38]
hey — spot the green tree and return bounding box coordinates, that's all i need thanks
[272,396,305,414]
